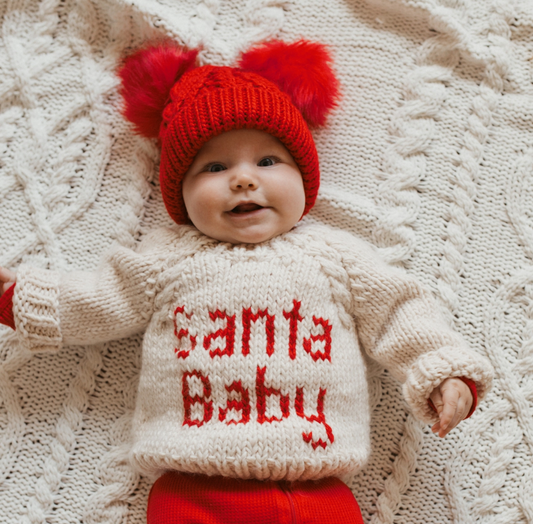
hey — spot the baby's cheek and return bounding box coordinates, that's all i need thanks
[284,186,306,223]
[184,180,217,219]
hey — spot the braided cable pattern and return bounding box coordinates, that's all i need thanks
[371,416,424,524]
[3,0,66,271]
[239,0,289,56]
[0,0,531,521]
[0,0,173,520]
[432,13,479,325]
[372,33,452,265]
[23,346,103,524]
[17,0,130,519]
[438,3,527,523]
[79,4,157,521]
[83,339,145,524]
[444,269,533,523]
[365,23,456,523]
[0,333,31,489]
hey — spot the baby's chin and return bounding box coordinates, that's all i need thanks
[194,222,297,245]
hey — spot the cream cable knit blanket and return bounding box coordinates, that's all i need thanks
[0,0,531,523]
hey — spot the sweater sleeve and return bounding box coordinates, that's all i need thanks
[12,231,165,353]
[331,231,493,423]
[0,283,16,330]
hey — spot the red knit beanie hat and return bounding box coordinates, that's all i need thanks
[119,40,340,225]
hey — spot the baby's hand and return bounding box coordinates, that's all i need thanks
[429,378,473,438]
[0,267,16,296]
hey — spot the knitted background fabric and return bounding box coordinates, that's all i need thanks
[0,0,531,523]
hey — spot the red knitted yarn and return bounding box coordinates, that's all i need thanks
[159,66,320,224]
[147,471,364,524]
[0,283,15,331]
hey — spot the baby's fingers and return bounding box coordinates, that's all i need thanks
[436,389,468,438]
[0,267,16,294]
[429,387,445,435]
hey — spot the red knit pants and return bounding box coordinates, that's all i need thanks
[147,472,364,524]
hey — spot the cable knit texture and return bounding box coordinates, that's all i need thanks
[0,0,531,522]
[9,223,493,481]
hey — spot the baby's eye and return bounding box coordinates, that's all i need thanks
[207,163,226,173]
[258,157,277,167]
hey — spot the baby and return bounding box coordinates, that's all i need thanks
[0,40,493,523]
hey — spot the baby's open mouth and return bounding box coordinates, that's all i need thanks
[230,203,264,214]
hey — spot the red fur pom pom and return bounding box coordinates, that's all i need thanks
[239,40,340,127]
[118,44,198,138]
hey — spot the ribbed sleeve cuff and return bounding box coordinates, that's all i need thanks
[0,283,16,330]
[403,346,493,423]
[13,266,62,352]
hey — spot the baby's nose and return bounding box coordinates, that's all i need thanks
[232,170,258,190]
[235,180,256,189]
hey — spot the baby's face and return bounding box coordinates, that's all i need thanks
[182,129,306,244]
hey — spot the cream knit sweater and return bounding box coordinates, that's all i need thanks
[11,223,493,482]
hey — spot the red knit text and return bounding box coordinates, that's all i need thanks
[174,301,332,361]
[295,386,334,449]
[256,366,290,423]
[173,306,196,359]
[283,300,304,360]
[182,371,213,427]
[218,380,251,425]
[203,309,236,358]
[242,307,275,356]
[181,367,335,450]
[303,316,332,362]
